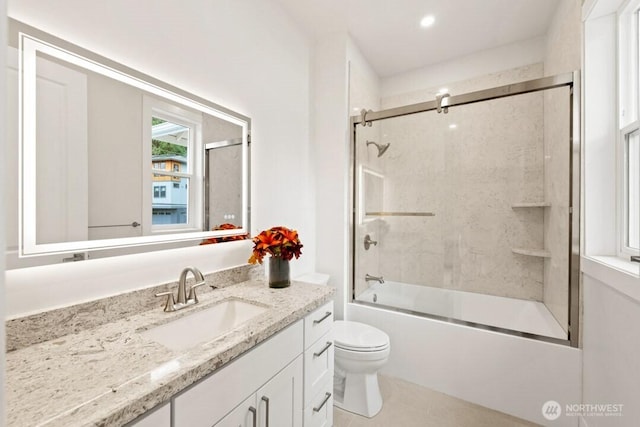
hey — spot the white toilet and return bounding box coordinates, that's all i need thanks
[295,273,391,418]
[332,320,390,418]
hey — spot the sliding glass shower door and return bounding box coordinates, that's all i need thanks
[351,73,579,345]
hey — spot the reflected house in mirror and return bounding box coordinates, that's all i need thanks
[152,154,188,225]
[151,118,189,226]
[5,19,251,268]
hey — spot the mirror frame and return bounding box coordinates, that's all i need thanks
[9,19,251,257]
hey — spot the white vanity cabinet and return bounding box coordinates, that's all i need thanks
[303,301,334,427]
[215,356,303,427]
[168,300,335,427]
[173,320,303,427]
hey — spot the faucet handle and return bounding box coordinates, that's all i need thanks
[187,281,207,304]
[155,291,177,312]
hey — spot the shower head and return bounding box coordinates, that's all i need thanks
[366,140,391,158]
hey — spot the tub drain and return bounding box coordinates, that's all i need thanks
[373,293,377,303]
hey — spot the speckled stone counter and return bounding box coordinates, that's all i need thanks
[6,279,334,426]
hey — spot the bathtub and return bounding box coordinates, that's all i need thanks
[357,281,567,340]
[348,281,582,426]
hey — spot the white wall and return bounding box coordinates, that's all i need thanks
[312,33,350,320]
[6,0,315,317]
[311,34,382,320]
[582,0,640,425]
[381,36,546,99]
[581,268,640,426]
[1,0,7,420]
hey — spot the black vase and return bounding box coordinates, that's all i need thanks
[268,256,291,288]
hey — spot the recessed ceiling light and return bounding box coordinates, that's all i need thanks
[449,124,457,129]
[420,15,435,28]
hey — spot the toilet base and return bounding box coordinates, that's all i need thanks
[334,371,383,418]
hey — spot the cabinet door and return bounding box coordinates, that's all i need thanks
[257,356,303,427]
[215,394,258,427]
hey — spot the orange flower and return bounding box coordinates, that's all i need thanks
[200,223,249,245]
[248,226,303,264]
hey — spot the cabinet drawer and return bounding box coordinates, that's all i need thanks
[304,385,334,427]
[303,330,333,407]
[304,301,333,349]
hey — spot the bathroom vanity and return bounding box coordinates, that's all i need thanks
[5,275,334,427]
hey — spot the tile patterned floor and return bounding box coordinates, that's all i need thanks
[333,375,541,427]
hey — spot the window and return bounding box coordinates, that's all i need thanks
[620,1,640,256]
[153,185,166,198]
[144,96,202,233]
[151,117,190,225]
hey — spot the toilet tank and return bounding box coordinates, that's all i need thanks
[296,272,330,286]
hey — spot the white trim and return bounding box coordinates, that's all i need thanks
[18,33,250,257]
[581,256,640,302]
[617,1,640,256]
[619,124,640,255]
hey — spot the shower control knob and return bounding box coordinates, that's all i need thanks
[364,234,378,250]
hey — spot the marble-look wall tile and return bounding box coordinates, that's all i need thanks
[543,87,571,331]
[540,0,582,333]
[367,64,546,301]
[350,59,383,300]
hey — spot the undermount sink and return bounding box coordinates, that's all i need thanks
[141,299,268,351]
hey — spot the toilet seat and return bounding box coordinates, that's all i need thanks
[333,320,390,352]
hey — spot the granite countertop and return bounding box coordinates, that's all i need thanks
[6,279,334,427]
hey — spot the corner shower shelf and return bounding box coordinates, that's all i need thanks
[511,248,551,258]
[511,202,551,208]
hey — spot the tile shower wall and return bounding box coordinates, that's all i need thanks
[368,64,547,301]
[542,0,581,332]
[349,51,382,300]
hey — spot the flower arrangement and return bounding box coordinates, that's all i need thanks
[248,226,303,264]
[200,223,249,245]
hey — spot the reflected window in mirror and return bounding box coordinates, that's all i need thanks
[151,118,190,227]
[143,96,203,235]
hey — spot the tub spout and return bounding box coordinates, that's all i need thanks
[365,274,385,284]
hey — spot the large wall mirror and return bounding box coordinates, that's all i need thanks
[6,19,251,268]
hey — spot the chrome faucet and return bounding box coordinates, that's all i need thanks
[155,266,207,312]
[365,274,384,284]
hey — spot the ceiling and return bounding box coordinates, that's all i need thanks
[275,0,561,77]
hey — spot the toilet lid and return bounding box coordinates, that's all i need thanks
[333,320,390,352]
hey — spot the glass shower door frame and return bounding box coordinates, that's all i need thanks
[349,71,581,347]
